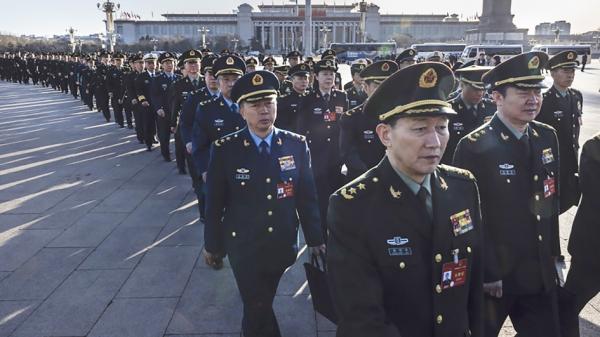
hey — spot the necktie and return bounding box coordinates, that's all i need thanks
[192,79,198,88]
[259,140,270,157]
[519,132,531,160]
[417,185,432,220]
[323,93,330,102]
[231,103,239,113]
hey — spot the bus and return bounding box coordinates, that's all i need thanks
[460,45,523,63]
[531,45,592,65]
[329,42,397,62]
[410,43,466,60]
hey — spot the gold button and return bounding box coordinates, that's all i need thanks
[306,130,310,134]
[538,234,543,241]
[367,140,371,143]
[217,128,221,131]
[327,125,331,129]
[436,315,443,324]
[231,232,237,237]
[534,175,539,181]
[372,177,379,183]
[266,178,271,183]
[327,138,331,142]
[506,178,511,183]
[267,211,273,216]
[268,227,273,232]
[399,262,406,269]
[267,194,272,200]
[435,284,442,293]
[308,140,312,143]
[535,195,540,201]
[467,246,472,254]
[536,215,541,221]
[235,126,239,130]
[435,254,442,263]
[241,181,246,186]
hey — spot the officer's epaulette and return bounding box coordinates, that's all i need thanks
[530,120,556,133]
[213,131,240,147]
[279,130,306,142]
[466,124,488,142]
[199,96,218,106]
[337,172,375,201]
[344,104,363,116]
[438,164,476,181]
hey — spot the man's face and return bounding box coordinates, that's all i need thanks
[363,81,380,97]
[292,74,309,92]
[114,59,123,67]
[162,60,174,73]
[145,61,156,72]
[288,57,300,66]
[493,86,543,125]
[218,73,241,97]
[352,72,363,86]
[377,116,449,180]
[275,72,286,82]
[265,63,274,72]
[316,70,335,89]
[134,61,144,72]
[551,68,575,88]
[461,83,485,106]
[204,70,218,91]
[240,97,277,133]
[247,65,256,73]
[185,60,199,75]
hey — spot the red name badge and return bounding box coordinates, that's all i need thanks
[323,111,337,122]
[441,259,468,289]
[543,177,556,198]
[277,182,294,199]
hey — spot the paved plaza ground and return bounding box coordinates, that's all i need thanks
[0,62,599,336]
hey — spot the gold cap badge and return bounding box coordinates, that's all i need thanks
[567,52,575,60]
[528,56,540,69]
[252,74,263,86]
[419,68,437,88]
[382,62,390,72]
[190,51,195,56]
[226,57,234,65]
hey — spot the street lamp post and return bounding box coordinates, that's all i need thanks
[357,1,368,43]
[554,28,561,43]
[66,27,77,53]
[198,27,210,49]
[98,33,106,50]
[303,0,312,56]
[77,39,83,53]
[151,38,158,51]
[320,26,331,49]
[97,1,120,52]
[231,37,239,51]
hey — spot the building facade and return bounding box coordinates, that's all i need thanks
[115,3,478,52]
[535,21,572,36]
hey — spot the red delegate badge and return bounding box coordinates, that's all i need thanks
[441,259,468,289]
[277,182,294,199]
[543,177,556,198]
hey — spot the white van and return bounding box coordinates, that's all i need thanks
[461,45,523,63]
[531,45,592,65]
[410,43,466,60]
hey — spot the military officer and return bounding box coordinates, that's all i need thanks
[203,70,324,337]
[262,56,277,73]
[273,65,291,93]
[275,63,311,132]
[125,54,145,140]
[107,52,128,128]
[93,52,111,122]
[453,51,562,337]
[297,59,348,237]
[339,60,398,180]
[191,54,246,193]
[318,49,343,90]
[395,48,417,69]
[135,53,158,151]
[151,52,180,161]
[536,50,583,213]
[246,57,259,73]
[286,50,302,67]
[344,61,368,110]
[327,62,483,337]
[441,65,496,164]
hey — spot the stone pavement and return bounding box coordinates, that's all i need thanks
[0,61,599,337]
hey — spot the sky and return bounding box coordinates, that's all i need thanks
[1,0,597,37]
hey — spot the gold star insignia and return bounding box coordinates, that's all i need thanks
[243,139,251,147]
[439,176,448,191]
[357,183,366,190]
[500,132,509,141]
[389,186,402,199]
[348,187,357,194]
[340,188,354,200]
[276,138,282,146]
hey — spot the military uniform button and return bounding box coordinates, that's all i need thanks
[308,140,312,143]
[241,181,246,186]
[306,130,310,134]
[367,140,371,143]
[217,128,221,131]
[266,178,271,183]
[506,179,511,183]
[436,315,443,324]
[536,215,541,221]
[372,177,379,183]
[435,284,442,293]
[267,210,273,216]
[267,194,272,200]
[538,234,543,241]
[327,125,331,129]
[535,195,540,201]
[435,254,442,263]
[231,232,237,237]
[467,246,472,254]
[399,262,406,269]
[235,126,239,130]
[268,227,274,233]
[534,175,539,181]
[327,138,331,142]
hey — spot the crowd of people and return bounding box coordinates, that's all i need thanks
[0,46,598,337]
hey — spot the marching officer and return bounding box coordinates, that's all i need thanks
[93,52,111,122]
[441,65,496,164]
[327,62,483,337]
[536,50,583,213]
[125,54,145,139]
[297,59,348,237]
[135,53,158,151]
[246,57,259,73]
[317,49,342,90]
[275,63,311,132]
[286,50,302,67]
[191,54,247,219]
[453,51,562,337]
[262,56,277,73]
[151,52,180,161]
[202,70,324,337]
[339,60,398,180]
[106,52,129,128]
[80,57,96,111]
[395,48,417,69]
[344,61,368,110]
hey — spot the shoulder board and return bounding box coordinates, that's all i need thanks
[213,132,241,147]
[438,164,475,181]
[199,97,218,106]
[279,130,306,142]
[279,93,290,99]
[530,120,555,132]
[337,172,377,201]
[344,105,363,116]
[466,125,488,142]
